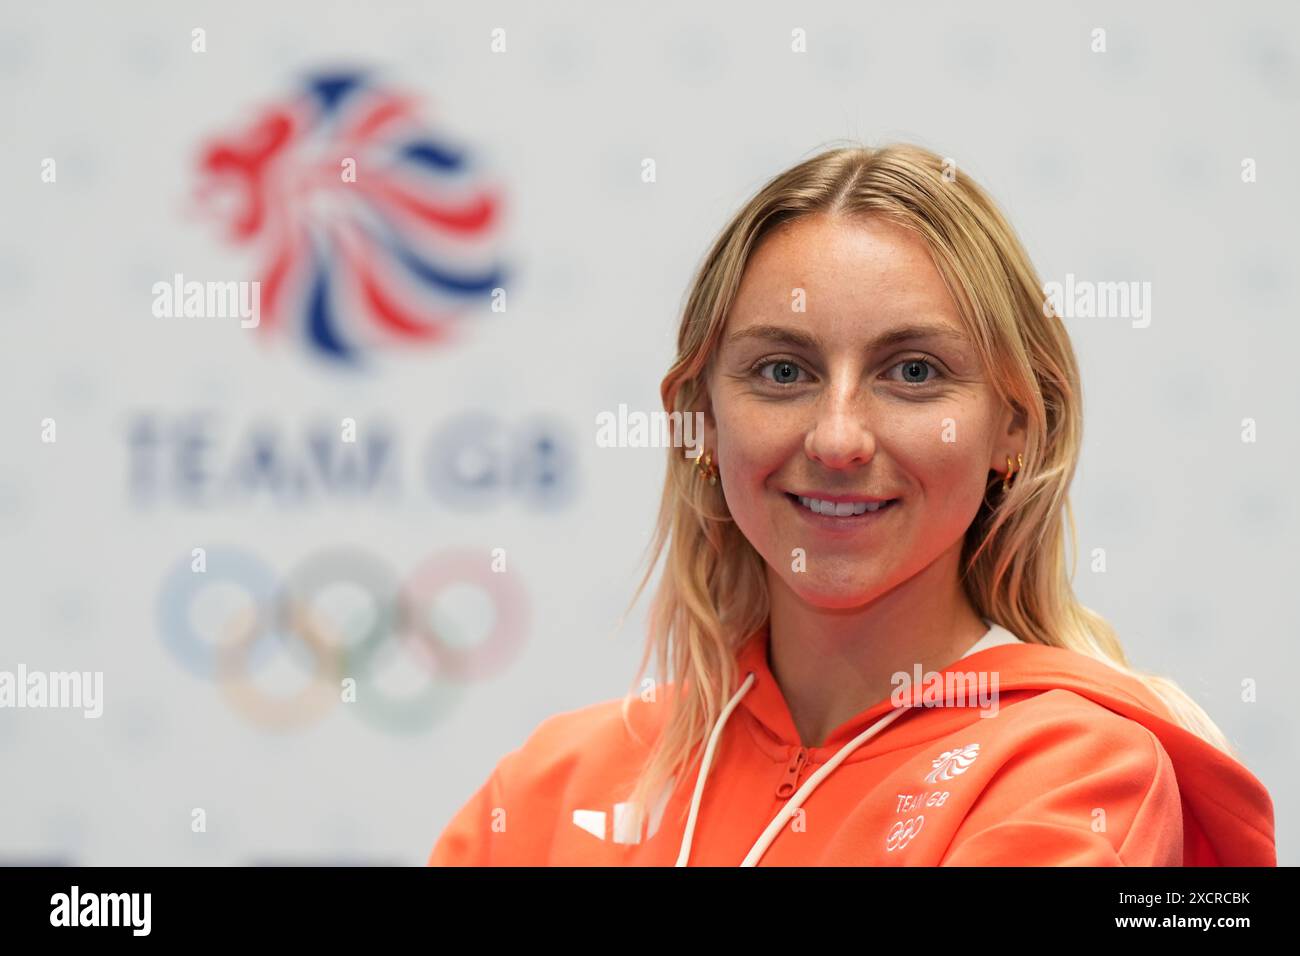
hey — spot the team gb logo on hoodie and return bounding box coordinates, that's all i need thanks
[924,743,981,783]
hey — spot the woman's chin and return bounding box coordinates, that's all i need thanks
[785,577,887,610]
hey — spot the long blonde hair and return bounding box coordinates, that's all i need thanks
[616,141,1234,816]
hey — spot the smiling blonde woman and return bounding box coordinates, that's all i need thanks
[429,142,1276,867]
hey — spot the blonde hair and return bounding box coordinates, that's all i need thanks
[615,141,1235,817]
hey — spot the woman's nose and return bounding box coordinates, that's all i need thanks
[804,400,877,469]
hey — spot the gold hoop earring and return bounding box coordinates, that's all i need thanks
[694,448,718,486]
[1002,452,1024,492]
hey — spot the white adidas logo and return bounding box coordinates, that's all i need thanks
[572,776,675,844]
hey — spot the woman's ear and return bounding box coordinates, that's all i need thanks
[699,384,716,450]
[685,383,716,465]
[1007,399,1028,439]
[663,376,716,461]
[991,399,1029,473]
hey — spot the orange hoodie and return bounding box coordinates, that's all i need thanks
[428,620,1276,866]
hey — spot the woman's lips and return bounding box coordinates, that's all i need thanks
[784,491,899,531]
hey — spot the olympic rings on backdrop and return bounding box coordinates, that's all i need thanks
[216,597,343,730]
[402,550,528,681]
[156,545,530,734]
[159,548,279,680]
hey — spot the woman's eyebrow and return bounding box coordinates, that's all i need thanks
[724,322,968,351]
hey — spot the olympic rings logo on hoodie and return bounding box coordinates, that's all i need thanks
[156,544,529,734]
[886,816,925,852]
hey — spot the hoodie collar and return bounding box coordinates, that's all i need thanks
[733,617,1019,758]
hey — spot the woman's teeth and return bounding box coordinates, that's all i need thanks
[796,495,893,516]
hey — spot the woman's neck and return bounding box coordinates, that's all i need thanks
[765,540,989,749]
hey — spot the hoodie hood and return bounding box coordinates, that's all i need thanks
[668,618,1276,866]
[429,619,1277,867]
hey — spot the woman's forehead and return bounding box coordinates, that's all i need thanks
[734,227,960,321]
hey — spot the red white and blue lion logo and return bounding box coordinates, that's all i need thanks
[194,70,507,366]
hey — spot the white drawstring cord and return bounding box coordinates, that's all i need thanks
[739,705,912,866]
[674,669,916,867]
[674,671,756,866]
[673,620,1008,865]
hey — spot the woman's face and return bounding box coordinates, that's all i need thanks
[701,212,1025,609]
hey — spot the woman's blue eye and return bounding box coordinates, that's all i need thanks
[757,360,805,385]
[892,358,941,384]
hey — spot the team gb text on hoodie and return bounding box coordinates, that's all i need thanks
[428,619,1276,866]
